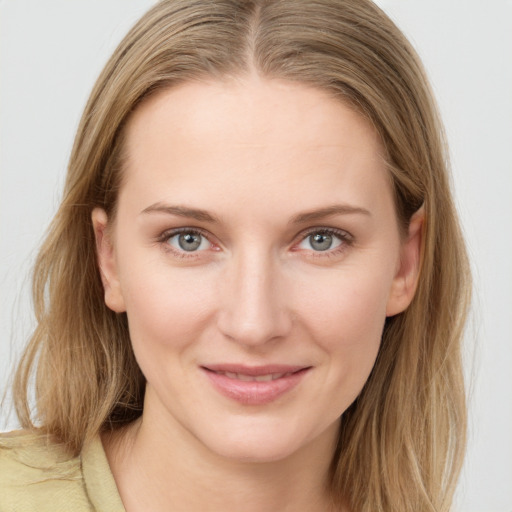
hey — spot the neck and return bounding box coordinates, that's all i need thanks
[103,411,340,512]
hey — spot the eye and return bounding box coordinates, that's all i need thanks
[297,229,347,252]
[166,230,212,252]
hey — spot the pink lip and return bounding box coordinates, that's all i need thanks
[201,364,311,405]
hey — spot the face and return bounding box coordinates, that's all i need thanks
[93,77,422,463]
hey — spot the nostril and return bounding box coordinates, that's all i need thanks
[216,259,292,345]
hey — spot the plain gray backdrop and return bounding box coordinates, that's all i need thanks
[1,1,511,510]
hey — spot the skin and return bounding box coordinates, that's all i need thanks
[93,75,423,512]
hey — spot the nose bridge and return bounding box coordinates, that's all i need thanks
[217,244,291,345]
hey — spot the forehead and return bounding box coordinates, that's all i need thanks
[119,77,393,220]
[125,76,384,158]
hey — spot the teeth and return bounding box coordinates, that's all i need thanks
[216,371,292,381]
[254,374,274,382]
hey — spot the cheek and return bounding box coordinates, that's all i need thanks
[119,261,217,364]
[295,266,392,385]
[298,264,392,339]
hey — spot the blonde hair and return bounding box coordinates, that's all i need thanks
[13,1,471,510]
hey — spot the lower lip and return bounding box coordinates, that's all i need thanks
[202,368,310,405]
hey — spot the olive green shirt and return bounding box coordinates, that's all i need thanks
[0,430,125,511]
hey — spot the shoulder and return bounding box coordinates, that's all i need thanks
[0,430,94,512]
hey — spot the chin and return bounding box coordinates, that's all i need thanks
[197,416,338,465]
[213,439,302,464]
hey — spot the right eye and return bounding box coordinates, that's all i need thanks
[165,230,212,253]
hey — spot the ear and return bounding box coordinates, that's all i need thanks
[386,206,424,317]
[91,208,126,313]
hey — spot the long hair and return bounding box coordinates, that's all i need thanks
[13,1,471,510]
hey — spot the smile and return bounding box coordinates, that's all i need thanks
[201,365,311,405]
[211,370,296,382]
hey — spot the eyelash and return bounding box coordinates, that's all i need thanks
[295,227,354,258]
[156,226,354,259]
[157,227,215,259]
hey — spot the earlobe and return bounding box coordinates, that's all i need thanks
[91,208,126,313]
[386,206,424,317]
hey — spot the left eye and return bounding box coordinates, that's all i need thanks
[167,231,212,252]
[297,231,344,252]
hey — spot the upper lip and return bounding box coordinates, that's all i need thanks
[202,364,310,376]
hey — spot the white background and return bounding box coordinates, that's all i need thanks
[1,1,511,510]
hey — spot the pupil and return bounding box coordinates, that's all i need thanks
[310,233,332,251]
[178,233,201,251]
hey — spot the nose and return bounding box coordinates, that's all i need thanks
[216,248,292,347]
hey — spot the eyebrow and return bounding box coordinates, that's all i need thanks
[289,204,371,224]
[141,202,371,224]
[141,203,219,222]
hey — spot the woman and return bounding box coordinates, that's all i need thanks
[0,0,471,511]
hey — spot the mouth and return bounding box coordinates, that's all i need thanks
[208,370,297,382]
[201,364,311,405]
